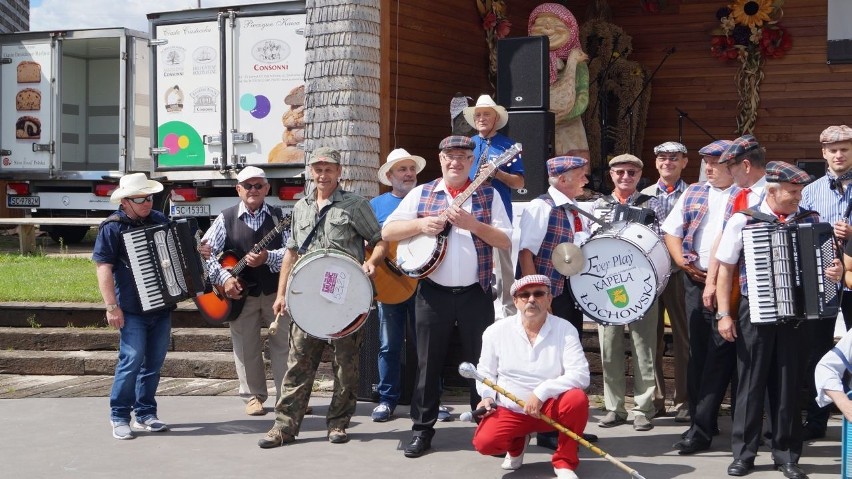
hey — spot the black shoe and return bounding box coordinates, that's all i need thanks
[775,463,808,479]
[536,431,558,450]
[582,433,598,443]
[682,426,719,439]
[727,459,754,476]
[404,436,431,458]
[673,437,711,455]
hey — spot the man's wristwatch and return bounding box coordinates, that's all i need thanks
[105,304,119,312]
[715,311,730,320]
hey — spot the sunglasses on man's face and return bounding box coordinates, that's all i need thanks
[612,169,638,177]
[240,182,266,191]
[127,195,153,204]
[514,290,549,300]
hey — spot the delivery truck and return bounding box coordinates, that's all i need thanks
[0,27,151,242]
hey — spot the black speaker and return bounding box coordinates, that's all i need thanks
[501,110,555,201]
[496,36,549,111]
[357,307,417,405]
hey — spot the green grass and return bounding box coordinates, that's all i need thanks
[0,253,100,302]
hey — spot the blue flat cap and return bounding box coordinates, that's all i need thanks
[765,161,812,185]
[718,134,761,164]
[698,140,733,157]
[547,156,587,177]
[439,135,474,150]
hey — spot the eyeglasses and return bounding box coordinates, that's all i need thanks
[656,155,681,162]
[514,290,549,300]
[127,195,153,204]
[442,153,473,163]
[612,169,638,177]
[240,182,266,190]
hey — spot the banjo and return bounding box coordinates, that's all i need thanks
[395,143,522,278]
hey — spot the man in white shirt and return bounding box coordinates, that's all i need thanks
[472,275,590,479]
[662,140,736,454]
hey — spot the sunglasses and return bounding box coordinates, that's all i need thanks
[514,290,549,300]
[240,182,266,191]
[612,169,638,177]
[127,195,153,204]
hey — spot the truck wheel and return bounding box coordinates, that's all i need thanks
[46,225,90,244]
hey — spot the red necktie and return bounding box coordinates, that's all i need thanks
[775,212,787,222]
[733,187,751,212]
[572,210,583,232]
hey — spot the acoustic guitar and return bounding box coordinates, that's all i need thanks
[194,215,292,325]
[368,241,418,304]
[395,143,522,278]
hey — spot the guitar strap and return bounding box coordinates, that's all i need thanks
[297,203,334,255]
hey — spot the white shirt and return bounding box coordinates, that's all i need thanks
[518,185,591,255]
[815,328,852,408]
[661,184,732,270]
[384,179,512,287]
[475,312,590,413]
[741,176,767,209]
[715,199,779,265]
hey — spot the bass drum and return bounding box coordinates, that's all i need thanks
[569,221,671,326]
[286,249,374,340]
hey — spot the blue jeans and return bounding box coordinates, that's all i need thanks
[376,296,416,407]
[109,309,171,423]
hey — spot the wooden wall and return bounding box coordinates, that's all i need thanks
[382,0,852,184]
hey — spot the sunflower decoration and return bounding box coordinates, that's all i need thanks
[709,0,790,135]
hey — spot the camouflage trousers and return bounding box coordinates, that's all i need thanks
[272,321,362,435]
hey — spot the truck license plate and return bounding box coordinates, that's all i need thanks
[171,204,210,217]
[7,196,40,207]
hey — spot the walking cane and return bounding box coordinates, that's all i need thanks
[458,362,646,479]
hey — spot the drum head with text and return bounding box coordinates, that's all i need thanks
[569,235,661,325]
[286,251,373,340]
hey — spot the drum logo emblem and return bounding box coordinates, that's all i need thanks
[607,285,629,308]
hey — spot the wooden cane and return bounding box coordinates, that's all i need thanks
[458,362,646,479]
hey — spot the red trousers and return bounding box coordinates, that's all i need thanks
[472,388,589,470]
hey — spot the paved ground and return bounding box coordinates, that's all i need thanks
[0,378,845,479]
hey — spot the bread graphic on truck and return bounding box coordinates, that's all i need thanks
[17,61,41,83]
[268,84,305,164]
[16,115,41,139]
[16,88,41,111]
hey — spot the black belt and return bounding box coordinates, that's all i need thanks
[424,278,478,295]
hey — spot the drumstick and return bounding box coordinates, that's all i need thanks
[269,312,282,336]
[458,362,646,479]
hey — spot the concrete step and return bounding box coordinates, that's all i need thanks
[0,301,211,328]
[0,326,236,352]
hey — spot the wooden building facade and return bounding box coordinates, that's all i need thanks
[379,0,852,184]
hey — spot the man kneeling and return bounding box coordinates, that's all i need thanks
[472,275,590,479]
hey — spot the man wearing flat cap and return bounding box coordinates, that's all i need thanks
[590,154,660,433]
[662,140,739,454]
[93,172,171,440]
[466,94,525,319]
[471,275,589,479]
[259,147,388,448]
[201,165,290,417]
[715,157,842,479]
[369,148,425,423]
[383,135,512,458]
[642,141,690,423]
[800,125,852,441]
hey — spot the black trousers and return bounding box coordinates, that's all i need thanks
[410,280,494,438]
[802,292,852,431]
[552,278,584,341]
[731,296,804,465]
[683,274,737,442]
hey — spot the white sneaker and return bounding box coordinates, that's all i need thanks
[132,416,168,432]
[500,434,531,470]
[111,421,135,440]
[554,467,579,479]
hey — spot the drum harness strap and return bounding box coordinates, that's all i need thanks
[297,203,334,255]
[830,347,852,394]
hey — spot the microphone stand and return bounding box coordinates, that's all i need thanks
[590,51,621,193]
[676,107,717,144]
[622,47,675,153]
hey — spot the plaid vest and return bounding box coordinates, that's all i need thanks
[737,208,820,295]
[417,179,494,291]
[532,195,573,297]
[679,183,711,265]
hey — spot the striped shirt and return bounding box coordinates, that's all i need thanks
[801,174,852,225]
[201,202,287,286]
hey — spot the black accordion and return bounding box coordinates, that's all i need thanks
[612,204,656,227]
[121,218,207,312]
[742,222,840,323]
